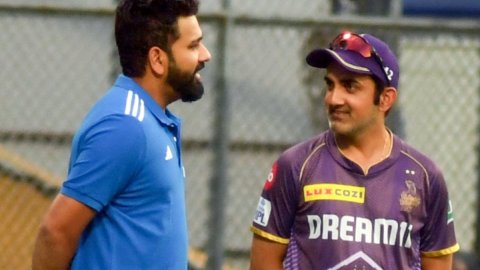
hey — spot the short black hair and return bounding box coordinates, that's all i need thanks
[115,0,199,77]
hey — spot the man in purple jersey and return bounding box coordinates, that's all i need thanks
[250,32,459,270]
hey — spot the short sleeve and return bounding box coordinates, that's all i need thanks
[251,154,300,244]
[420,169,459,256]
[61,115,146,212]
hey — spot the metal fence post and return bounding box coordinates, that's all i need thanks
[207,0,232,269]
[476,52,480,260]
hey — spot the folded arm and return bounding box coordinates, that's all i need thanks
[421,254,453,270]
[32,194,96,270]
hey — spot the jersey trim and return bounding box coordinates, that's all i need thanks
[299,142,326,182]
[250,226,289,244]
[421,243,460,257]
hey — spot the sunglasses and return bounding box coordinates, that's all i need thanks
[329,32,391,86]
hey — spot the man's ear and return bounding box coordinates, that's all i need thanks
[147,46,168,76]
[380,87,398,112]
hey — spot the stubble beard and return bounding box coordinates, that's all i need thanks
[328,109,379,139]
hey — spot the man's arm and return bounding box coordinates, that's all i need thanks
[421,254,453,270]
[32,194,96,270]
[250,234,288,270]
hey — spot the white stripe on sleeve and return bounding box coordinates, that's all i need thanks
[132,94,139,117]
[124,90,133,115]
[138,99,145,122]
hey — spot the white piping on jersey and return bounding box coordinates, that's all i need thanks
[124,90,145,122]
[400,150,430,189]
[299,142,326,183]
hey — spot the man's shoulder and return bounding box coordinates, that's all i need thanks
[73,87,148,142]
[85,87,148,125]
[279,131,329,165]
[394,136,443,175]
[395,136,431,161]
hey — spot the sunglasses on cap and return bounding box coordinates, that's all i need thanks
[330,32,391,87]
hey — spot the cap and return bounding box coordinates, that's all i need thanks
[306,33,399,89]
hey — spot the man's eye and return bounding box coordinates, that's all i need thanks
[189,43,199,49]
[344,82,356,91]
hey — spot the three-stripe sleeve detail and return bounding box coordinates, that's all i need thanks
[124,90,145,122]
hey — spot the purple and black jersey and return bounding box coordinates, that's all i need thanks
[251,129,459,270]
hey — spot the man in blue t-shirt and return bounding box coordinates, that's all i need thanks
[32,1,211,269]
[250,32,458,269]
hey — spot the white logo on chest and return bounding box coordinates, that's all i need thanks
[165,146,173,160]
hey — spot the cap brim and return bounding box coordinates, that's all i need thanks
[306,48,372,75]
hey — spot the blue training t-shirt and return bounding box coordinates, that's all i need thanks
[61,75,188,270]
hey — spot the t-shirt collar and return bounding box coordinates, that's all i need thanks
[114,74,181,127]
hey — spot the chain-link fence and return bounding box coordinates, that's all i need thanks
[1,1,479,269]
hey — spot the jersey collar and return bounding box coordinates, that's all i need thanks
[326,129,400,176]
[114,74,181,127]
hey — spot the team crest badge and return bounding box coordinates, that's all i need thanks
[399,180,421,213]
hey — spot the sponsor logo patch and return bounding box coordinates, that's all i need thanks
[447,200,454,224]
[303,184,365,203]
[263,162,278,191]
[253,197,271,227]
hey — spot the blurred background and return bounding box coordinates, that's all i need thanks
[0,0,479,269]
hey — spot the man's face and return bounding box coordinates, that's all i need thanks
[167,16,211,102]
[323,62,381,137]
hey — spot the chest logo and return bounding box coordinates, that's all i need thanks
[304,184,365,204]
[165,145,173,161]
[399,180,421,213]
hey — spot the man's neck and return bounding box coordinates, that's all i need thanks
[335,127,391,175]
[133,75,176,110]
